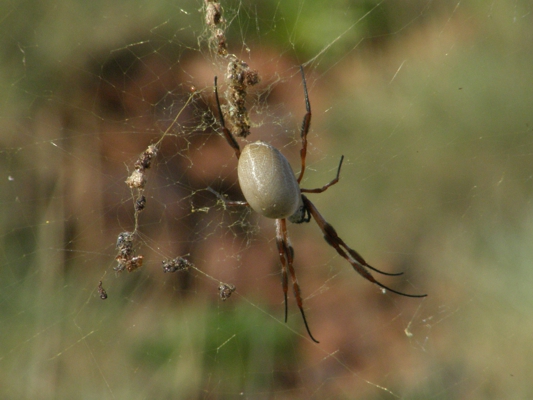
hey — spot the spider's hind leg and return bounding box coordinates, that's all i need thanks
[275,218,320,343]
[301,195,427,298]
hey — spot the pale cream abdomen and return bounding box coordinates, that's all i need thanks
[238,141,301,219]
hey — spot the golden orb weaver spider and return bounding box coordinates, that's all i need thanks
[210,66,426,343]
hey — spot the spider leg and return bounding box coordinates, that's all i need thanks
[301,195,427,297]
[300,159,400,276]
[301,155,344,194]
[276,218,320,343]
[275,220,290,324]
[297,66,311,184]
[214,76,241,159]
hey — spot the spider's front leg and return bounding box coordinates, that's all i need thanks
[214,76,241,159]
[276,218,320,343]
[297,65,312,184]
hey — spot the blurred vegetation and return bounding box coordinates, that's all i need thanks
[1,0,533,398]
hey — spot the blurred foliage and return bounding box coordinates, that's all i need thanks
[1,0,533,398]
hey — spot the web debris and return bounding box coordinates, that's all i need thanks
[204,0,260,138]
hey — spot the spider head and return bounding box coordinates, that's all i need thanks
[288,199,311,224]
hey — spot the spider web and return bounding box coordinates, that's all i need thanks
[2,0,533,398]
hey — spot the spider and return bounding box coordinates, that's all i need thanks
[211,66,426,343]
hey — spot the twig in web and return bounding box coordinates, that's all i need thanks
[204,0,260,138]
[205,0,227,56]
[97,281,108,300]
[125,144,158,191]
[162,257,194,273]
[219,282,236,300]
[114,231,144,273]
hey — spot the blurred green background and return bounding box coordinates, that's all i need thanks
[1,0,533,398]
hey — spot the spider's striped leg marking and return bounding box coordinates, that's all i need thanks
[214,76,241,159]
[297,65,311,184]
[301,195,427,298]
[276,218,320,343]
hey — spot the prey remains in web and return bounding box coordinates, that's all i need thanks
[209,66,427,343]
